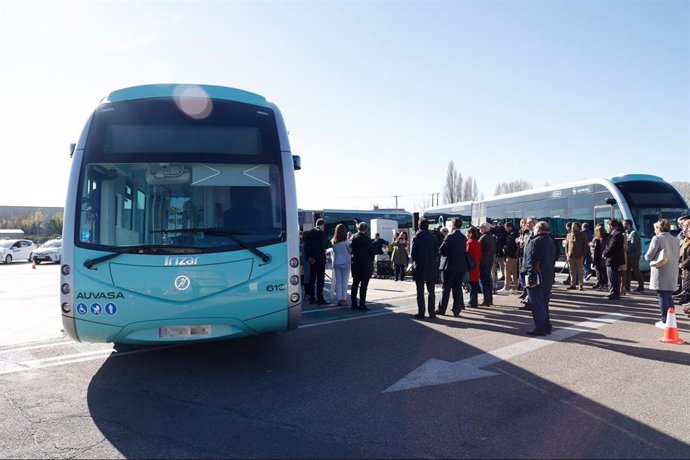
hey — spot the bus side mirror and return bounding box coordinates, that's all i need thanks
[69,143,76,158]
[605,198,617,205]
[292,155,301,171]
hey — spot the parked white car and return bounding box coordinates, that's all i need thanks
[32,238,62,264]
[0,239,36,264]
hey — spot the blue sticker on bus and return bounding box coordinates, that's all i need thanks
[90,303,102,315]
[105,303,117,315]
[76,303,88,315]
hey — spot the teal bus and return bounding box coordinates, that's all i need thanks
[60,84,302,344]
[422,174,690,271]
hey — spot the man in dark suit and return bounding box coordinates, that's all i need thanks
[436,218,468,317]
[411,218,440,319]
[523,221,557,336]
[304,218,329,305]
[350,222,375,310]
[602,219,626,300]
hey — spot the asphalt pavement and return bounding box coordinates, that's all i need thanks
[1,262,690,458]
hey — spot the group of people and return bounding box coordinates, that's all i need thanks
[301,213,690,335]
[644,216,690,327]
[302,219,406,310]
[408,216,556,335]
[554,218,641,300]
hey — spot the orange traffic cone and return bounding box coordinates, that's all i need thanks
[659,307,686,344]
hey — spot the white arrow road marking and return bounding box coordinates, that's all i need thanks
[384,312,629,393]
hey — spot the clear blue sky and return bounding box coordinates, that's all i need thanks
[1,0,688,212]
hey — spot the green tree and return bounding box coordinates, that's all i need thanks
[46,213,64,237]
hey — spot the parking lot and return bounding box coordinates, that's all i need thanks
[1,262,690,458]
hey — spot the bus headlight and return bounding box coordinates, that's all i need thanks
[289,258,299,268]
[61,264,71,276]
[290,293,300,303]
[61,283,71,294]
[61,302,71,313]
[290,275,300,285]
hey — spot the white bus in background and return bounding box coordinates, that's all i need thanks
[423,174,690,271]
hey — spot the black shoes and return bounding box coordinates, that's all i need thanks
[479,301,492,307]
[351,302,370,311]
[526,329,547,336]
[606,294,620,300]
[414,313,425,319]
[316,299,329,305]
[518,304,532,311]
[435,309,446,316]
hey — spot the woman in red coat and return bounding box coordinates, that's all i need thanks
[466,226,483,308]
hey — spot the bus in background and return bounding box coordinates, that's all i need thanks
[301,208,414,240]
[422,174,690,271]
[61,84,302,345]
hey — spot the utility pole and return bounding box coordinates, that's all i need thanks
[393,195,400,209]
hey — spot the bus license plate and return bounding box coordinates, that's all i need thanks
[158,325,212,338]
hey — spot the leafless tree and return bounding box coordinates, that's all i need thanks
[443,161,463,204]
[672,181,690,205]
[463,176,479,201]
[494,180,533,196]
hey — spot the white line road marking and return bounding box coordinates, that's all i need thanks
[0,343,187,376]
[384,313,629,393]
[0,308,627,379]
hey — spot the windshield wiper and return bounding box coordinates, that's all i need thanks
[83,245,197,269]
[151,228,272,264]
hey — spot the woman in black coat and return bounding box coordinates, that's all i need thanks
[350,222,375,310]
[592,224,609,290]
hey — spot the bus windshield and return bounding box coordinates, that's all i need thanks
[78,162,285,251]
[76,96,286,253]
[615,181,689,237]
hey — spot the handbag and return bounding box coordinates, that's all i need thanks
[650,248,668,268]
[439,255,448,271]
[465,251,476,272]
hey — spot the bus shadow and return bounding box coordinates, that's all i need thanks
[86,310,690,458]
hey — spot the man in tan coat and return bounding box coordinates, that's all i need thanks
[565,222,589,290]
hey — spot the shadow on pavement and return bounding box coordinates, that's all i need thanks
[87,296,690,458]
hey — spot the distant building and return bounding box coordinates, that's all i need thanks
[0,229,25,239]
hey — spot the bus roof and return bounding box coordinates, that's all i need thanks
[322,209,411,216]
[102,84,269,107]
[609,174,665,184]
[424,174,671,213]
